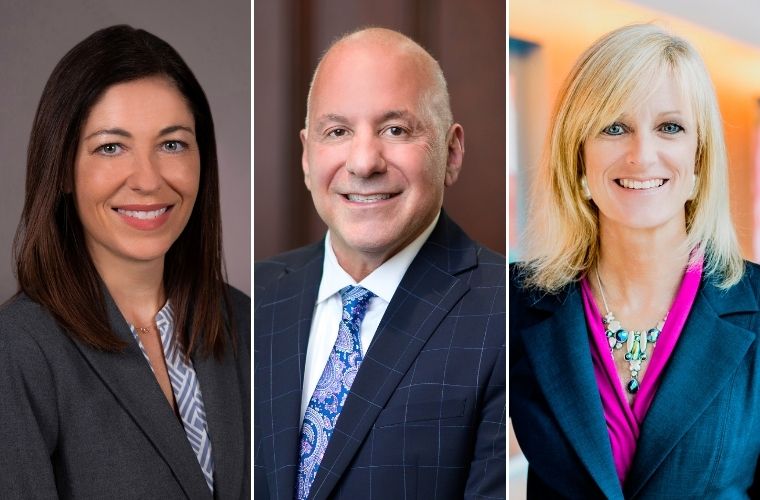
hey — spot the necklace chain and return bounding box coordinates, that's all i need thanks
[595,268,667,395]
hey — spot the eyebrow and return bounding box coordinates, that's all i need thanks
[314,113,348,129]
[82,124,195,141]
[379,110,416,122]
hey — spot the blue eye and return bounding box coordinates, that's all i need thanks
[96,143,123,155]
[660,122,684,134]
[162,140,187,152]
[602,123,626,136]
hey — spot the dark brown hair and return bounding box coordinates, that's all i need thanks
[15,25,233,358]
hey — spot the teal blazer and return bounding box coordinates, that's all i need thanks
[510,263,760,498]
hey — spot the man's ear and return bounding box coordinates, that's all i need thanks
[443,123,464,187]
[300,129,311,191]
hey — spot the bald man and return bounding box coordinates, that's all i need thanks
[254,28,505,499]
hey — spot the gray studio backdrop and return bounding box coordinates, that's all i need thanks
[0,0,251,300]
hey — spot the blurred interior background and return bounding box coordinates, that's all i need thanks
[510,0,760,496]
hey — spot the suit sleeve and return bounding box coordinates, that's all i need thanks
[464,345,507,499]
[0,324,60,497]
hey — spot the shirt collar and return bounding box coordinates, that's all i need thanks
[316,213,439,304]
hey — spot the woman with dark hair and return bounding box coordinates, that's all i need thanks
[0,25,249,498]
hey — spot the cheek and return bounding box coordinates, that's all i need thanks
[583,143,616,177]
[385,143,442,184]
[308,149,343,190]
[668,142,698,170]
[165,157,201,198]
[74,163,113,208]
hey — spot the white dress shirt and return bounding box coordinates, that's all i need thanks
[299,214,439,424]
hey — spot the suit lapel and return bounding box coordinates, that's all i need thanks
[71,294,212,500]
[625,277,757,498]
[520,285,623,499]
[307,214,477,500]
[194,341,245,499]
[263,245,323,498]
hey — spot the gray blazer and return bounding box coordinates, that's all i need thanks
[0,286,250,499]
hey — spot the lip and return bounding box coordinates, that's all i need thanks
[112,204,174,230]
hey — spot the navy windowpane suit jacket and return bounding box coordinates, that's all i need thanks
[254,212,506,499]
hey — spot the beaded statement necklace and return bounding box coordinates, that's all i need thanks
[595,269,667,395]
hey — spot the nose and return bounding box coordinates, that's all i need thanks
[626,131,658,167]
[345,130,387,177]
[127,152,163,193]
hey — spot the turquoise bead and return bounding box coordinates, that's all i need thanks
[615,329,628,342]
[627,378,640,394]
[647,328,660,342]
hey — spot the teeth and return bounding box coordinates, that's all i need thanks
[346,194,391,202]
[117,207,168,219]
[618,179,665,190]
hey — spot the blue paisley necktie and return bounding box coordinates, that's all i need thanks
[296,285,375,499]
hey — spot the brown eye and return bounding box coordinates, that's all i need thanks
[327,128,348,138]
[383,126,408,137]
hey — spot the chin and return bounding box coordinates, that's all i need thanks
[609,212,684,232]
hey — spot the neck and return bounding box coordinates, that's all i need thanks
[595,219,690,322]
[92,253,166,327]
[334,252,385,282]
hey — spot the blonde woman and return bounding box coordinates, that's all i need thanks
[510,24,758,497]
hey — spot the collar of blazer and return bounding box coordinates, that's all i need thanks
[260,210,479,500]
[518,267,758,498]
[69,284,244,500]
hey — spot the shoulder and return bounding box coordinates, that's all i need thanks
[509,262,539,305]
[509,261,580,328]
[705,260,760,304]
[0,294,64,396]
[722,260,760,309]
[463,243,505,289]
[0,294,66,347]
[225,284,250,316]
[741,260,760,289]
[476,244,506,269]
[222,284,251,354]
[254,241,323,290]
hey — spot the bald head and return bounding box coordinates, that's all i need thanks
[305,28,453,142]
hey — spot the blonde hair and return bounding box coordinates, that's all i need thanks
[522,23,744,292]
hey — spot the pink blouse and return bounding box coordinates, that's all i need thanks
[580,261,703,484]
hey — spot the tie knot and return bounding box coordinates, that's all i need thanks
[339,285,375,323]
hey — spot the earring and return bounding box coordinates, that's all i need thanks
[580,176,592,200]
[688,174,698,201]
